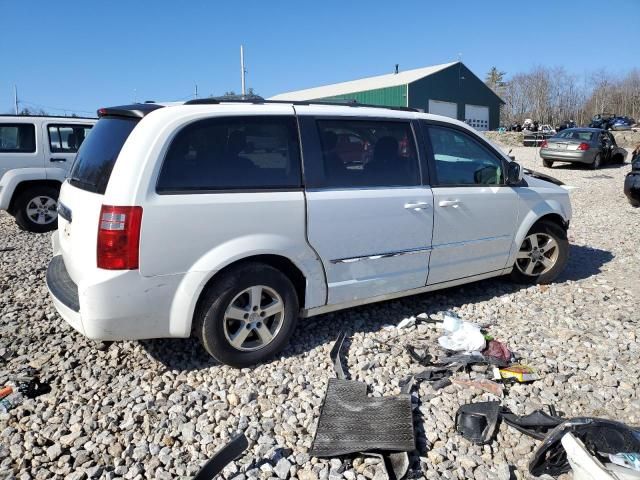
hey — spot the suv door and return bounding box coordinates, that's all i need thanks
[45,123,93,174]
[300,114,433,305]
[423,122,518,284]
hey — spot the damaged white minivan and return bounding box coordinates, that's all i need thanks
[46,99,572,367]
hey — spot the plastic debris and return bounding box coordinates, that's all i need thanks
[494,364,540,383]
[501,406,564,440]
[0,246,15,253]
[437,321,486,352]
[451,378,504,398]
[529,417,640,477]
[481,340,513,364]
[396,317,416,329]
[438,352,509,368]
[0,392,23,414]
[609,453,640,472]
[193,433,249,480]
[455,401,501,445]
[0,386,13,400]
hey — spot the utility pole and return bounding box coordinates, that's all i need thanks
[14,85,18,114]
[240,45,246,96]
[194,83,198,99]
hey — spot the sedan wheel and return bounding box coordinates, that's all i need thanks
[515,233,559,276]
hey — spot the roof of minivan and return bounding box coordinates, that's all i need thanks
[0,114,96,120]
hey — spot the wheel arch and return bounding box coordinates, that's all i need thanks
[8,179,62,214]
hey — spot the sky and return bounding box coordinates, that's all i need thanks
[1,0,638,116]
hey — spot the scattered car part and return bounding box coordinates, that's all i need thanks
[501,406,564,440]
[455,401,501,445]
[405,345,432,366]
[0,246,15,253]
[451,378,504,398]
[312,333,415,458]
[18,378,51,399]
[529,417,640,477]
[192,433,249,480]
[438,352,509,368]
[609,453,640,472]
[561,433,640,480]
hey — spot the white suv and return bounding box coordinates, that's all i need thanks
[46,100,572,367]
[0,115,95,232]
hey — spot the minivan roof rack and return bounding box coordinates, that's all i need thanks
[184,96,419,113]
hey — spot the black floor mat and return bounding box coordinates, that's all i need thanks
[310,378,415,457]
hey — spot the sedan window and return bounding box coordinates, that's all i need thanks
[427,126,503,186]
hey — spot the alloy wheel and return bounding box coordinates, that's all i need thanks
[26,196,58,225]
[223,285,285,351]
[515,233,559,276]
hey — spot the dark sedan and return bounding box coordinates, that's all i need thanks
[540,128,627,169]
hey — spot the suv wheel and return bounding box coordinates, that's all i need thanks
[591,154,602,170]
[510,221,568,284]
[13,186,59,233]
[543,159,553,168]
[194,263,299,367]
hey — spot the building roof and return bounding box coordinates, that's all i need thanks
[269,62,458,101]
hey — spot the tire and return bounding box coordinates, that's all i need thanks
[510,220,569,285]
[194,262,299,367]
[13,186,59,233]
[542,159,554,168]
[590,154,602,170]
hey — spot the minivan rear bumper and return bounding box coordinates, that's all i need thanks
[46,255,186,341]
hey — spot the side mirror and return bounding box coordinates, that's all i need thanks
[506,161,523,184]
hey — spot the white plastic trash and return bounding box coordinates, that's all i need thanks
[561,433,640,480]
[437,321,485,352]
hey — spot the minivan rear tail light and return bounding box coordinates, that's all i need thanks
[540,140,548,148]
[577,142,590,151]
[97,205,143,270]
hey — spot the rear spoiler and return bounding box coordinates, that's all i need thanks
[97,103,164,119]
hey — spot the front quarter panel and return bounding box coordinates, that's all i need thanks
[507,179,572,267]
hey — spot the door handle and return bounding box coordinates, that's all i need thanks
[50,158,66,163]
[404,202,430,210]
[439,200,462,208]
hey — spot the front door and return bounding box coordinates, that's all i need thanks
[424,123,518,285]
[301,114,433,305]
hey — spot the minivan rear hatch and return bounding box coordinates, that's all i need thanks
[58,109,146,284]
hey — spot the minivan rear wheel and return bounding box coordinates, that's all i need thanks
[510,221,568,285]
[13,186,59,233]
[194,263,299,367]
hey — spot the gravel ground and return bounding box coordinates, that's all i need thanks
[1,147,639,480]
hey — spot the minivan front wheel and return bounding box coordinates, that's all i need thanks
[510,221,568,284]
[13,186,59,233]
[195,263,299,367]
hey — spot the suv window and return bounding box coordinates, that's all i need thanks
[313,120,419,188]
[69,117,138,194]
[427,125,503,186]
[0,124,36,153]
[157,116,301,193]
[48,124,93,153]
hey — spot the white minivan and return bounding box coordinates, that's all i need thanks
[46,100,572,367]
[0,115,95,232]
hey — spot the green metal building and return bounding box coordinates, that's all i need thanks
[270,61,504,130]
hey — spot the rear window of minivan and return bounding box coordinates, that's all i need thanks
[69,117,137,194]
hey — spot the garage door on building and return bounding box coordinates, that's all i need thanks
[428,100,458,119]
[464,104,490,131]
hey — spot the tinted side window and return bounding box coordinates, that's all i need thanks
[157,116,301,193]
[427,126,503,186]
[48,124,93,153]
[312,120,419,188]
[0,124,36,153]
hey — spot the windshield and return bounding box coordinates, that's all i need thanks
[553,130,594,142]
[69,117,138,194]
